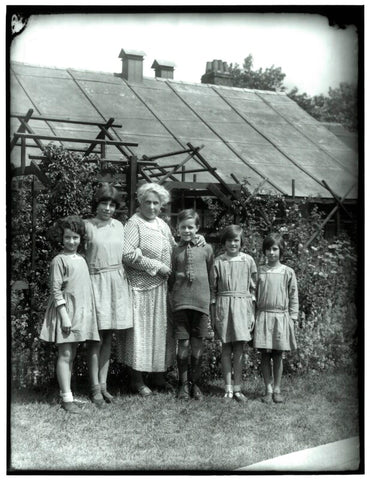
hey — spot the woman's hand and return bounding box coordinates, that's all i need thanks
[133,248,143,263]
[158,265,171,277]
[194,234,206,247]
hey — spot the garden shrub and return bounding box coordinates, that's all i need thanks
[10,153,359,388]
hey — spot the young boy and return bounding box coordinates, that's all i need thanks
[169,209,214,400]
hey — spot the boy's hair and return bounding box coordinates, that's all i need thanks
[220,225,244,246]
[48,215,86,252]
[92,183,121,213]
[177,209,200,227]
[262,233,286,258]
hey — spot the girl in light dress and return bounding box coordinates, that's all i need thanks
[84,183,136,407]
[211,225,257,402]
[254,233,299,404]
[40,216,100,414]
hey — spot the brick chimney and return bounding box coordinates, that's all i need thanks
[118,49,145,82]
[151,59,175,79]
[201,60,233,86]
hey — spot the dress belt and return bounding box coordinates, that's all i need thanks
[89,264,123,275]
[258,308,288,313]
[218,291,251,298]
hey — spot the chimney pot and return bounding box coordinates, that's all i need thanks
[201,59,233,86]
[118,48,145,82]
[151,59,175,79]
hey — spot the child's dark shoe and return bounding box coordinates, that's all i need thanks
[102,391,114,403]
[100,384,114,403]
[130,384,152,397]
[261,393,273,404]
[90,393,106,409]
[61,401,82,414]
[90,384,106,408]
[177,382,190,400]
[273,392,284,403]
[149,380,175,393]
[191,383,204,401]
[234,392,247,403]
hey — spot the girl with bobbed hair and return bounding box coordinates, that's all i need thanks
[118,182,177,395]
[254,232,298,404]
[40,216,100,413]
[84,183,133,407]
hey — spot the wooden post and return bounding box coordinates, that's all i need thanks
[21,137,26,175]
[31,177,37,271]
[127,155,138,217]
[336,209,341,236]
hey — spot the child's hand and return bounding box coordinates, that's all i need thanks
[61,317,72,335]
[58,305,72,335]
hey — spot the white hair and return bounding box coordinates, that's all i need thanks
[137,183,170,206]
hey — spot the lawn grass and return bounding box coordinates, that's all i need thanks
[9,371,359,472]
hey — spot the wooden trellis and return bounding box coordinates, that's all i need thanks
[11,111,244,273]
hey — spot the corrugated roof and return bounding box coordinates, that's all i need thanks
[10,62,358,200]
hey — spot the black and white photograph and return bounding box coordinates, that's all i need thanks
[7,4,363,473]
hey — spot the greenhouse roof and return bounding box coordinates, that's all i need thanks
[10,61,358,200]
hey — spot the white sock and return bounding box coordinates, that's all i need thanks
[234,384,241,393]
[266,385,273,394]
[225,384,233,393]
[61,391,73,403]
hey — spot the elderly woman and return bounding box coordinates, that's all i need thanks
[119,183,176,395]
[85,183,133,406]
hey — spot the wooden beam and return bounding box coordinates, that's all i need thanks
[15,133,138,147]
[303,183,356,248]
[187,142,239,201]
[206,183,233,207]
[158,148,203,185]
[11,113,122,128]
[127,156,138,216]
[84,118,115,156]
[10,109,34,150]
[321,180,353,219]
[164,181,241,192]
[142,148,193,161]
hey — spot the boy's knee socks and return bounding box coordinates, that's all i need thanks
[177,356,189,385]
[190,356,202,385]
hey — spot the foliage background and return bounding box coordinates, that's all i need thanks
[10,146,359,389]
[227,54,358,132]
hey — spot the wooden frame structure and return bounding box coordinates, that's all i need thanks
[10,111,244,271]
[10,110,355,270]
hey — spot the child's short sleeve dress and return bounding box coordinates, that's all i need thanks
[40,253,100,344]
[253,264,298,351]
[213,252,257,343]
[84,218,133,331]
